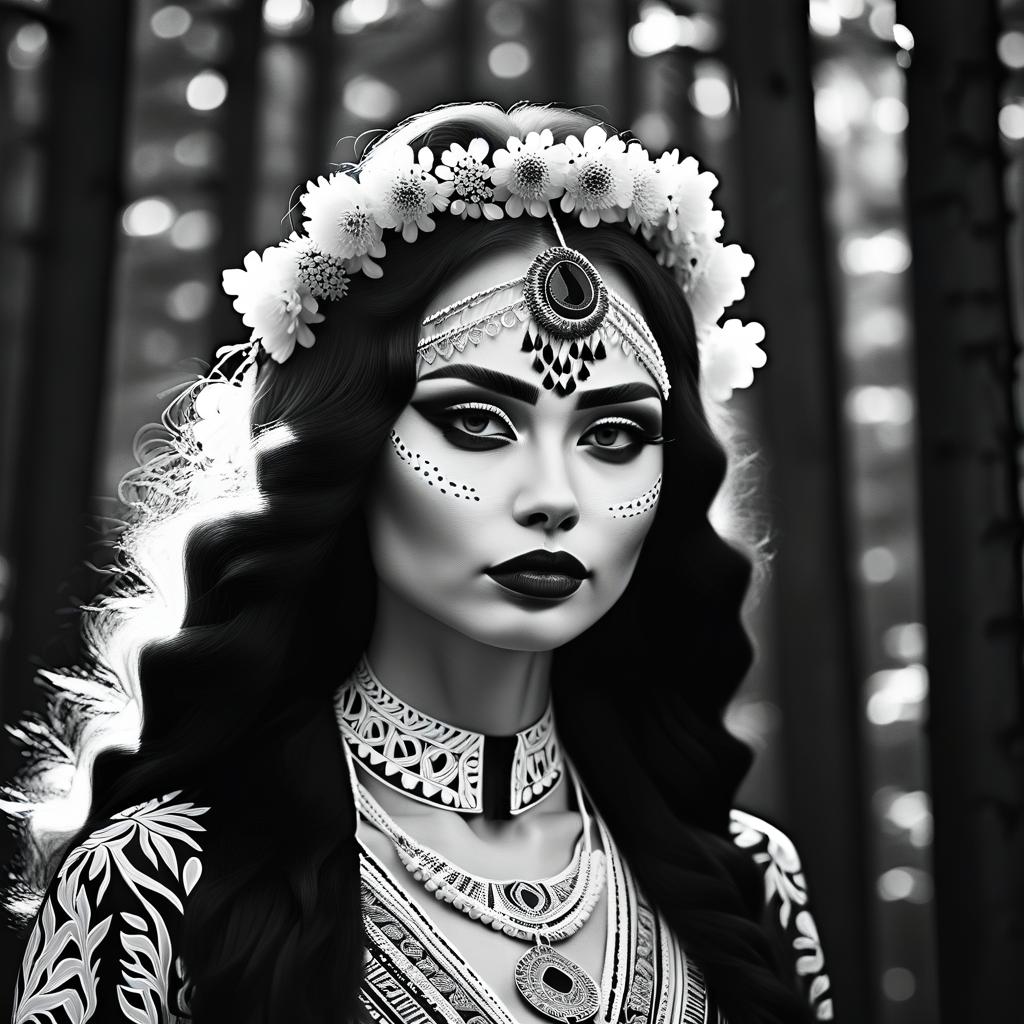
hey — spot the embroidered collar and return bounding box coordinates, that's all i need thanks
[333,655,563,819]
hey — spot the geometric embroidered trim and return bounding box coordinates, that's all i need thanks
[334,655,563,815]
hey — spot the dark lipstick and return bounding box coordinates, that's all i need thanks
[485,550,590,601]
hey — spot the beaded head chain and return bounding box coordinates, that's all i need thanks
[220,126,766,403]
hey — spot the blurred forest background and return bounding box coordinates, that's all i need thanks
[0,1,1022,1021]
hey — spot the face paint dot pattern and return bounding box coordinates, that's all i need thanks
[610,475,662,519]
[391,430,481,501]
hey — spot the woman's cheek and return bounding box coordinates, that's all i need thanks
[607,473,662,520]
[389,429,484,504]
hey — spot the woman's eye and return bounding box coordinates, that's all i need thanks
[579,418,662,461]
[589,425,632,447]
[411,400,516,451]
[454,409,506,436]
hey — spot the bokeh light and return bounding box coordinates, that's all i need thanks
[998,31,1024,69]
[173,131,220,169]
[866,665,929,724]
[868,2,896,41]
[883,622,926,662]
[840,230,912,275]
[872,97,909,134]
[343,74,398,120]
[334,0,389,32]
[122,197,176,237]
[150,5,192,40]
[860,546,898,585]
[7,23,49,71]
[808,2,842,37]
[689,63,732,119]
[170,210,219,251]
[186,71,228,111]
[165,280,213,322]
[485,1,525,36]
[882,967,917,1002]
[999,102,1024,140]
[488,42,531,79]
[263,0,313,35]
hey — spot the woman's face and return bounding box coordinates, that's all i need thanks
[365,243,665,652]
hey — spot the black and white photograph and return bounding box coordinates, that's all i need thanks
[0,2,1021,1022]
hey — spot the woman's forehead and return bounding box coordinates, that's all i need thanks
[413,322,658,397]
[418,244,657,396]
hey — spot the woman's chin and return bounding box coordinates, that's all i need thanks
[441,602,599,653]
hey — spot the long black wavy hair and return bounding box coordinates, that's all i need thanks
[5,104,809,1024]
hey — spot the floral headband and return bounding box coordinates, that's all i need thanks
[221,126,766,402]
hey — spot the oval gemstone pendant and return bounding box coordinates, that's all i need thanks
[524,247,608,340]
[514,945,600,1024]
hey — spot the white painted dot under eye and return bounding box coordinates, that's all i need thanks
[390,430,481,501]
[609,474,662,519]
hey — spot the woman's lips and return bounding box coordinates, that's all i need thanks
[485,549,590,601]
[486,570,584,600]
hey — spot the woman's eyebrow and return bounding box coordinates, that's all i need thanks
[417,365,539,405]
[574,382,661,409]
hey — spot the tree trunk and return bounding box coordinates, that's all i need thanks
[899,0,1024,1017]
[724,2,873,1020]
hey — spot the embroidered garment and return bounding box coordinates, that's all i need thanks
[10,792,833,1023]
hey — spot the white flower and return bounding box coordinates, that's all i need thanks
[360,145,452,243]
[560,125,631,227]
[299,172,386,278]
[284,235,350,301]
[700,319,766,401]
[666,154,720,236]
[685,241,755,325]
[490,130,569,218]
[624,142,672,234]
[192,368,255,464]
[436,138,503,220]
[221,245,324,363]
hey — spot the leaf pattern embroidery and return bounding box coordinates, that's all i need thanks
[12,790,209,1024]
[13,796,830,1022]
[729,809,835,1021]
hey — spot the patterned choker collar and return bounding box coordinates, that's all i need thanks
[333,656,563,820]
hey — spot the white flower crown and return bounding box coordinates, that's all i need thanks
[221,126,765,402]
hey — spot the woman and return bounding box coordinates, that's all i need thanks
[6,103,830,1024]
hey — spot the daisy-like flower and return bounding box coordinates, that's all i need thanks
[490,130,570,218]
[300,172,386,277]
[436,138,503,220]
[700,319,767,402]
[285,235,349,302]
[221,245,324,363]
[360,145,452,243]
[624,142,672,235]
[665,155,721,237]
[560,125,631,228]
[684,241,755,326]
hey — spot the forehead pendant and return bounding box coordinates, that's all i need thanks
[522,247,610,396]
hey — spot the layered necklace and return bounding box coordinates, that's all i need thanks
[334,657,607,1024]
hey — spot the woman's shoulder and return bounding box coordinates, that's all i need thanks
[727,808,835,1021]
[11,789,211,1024]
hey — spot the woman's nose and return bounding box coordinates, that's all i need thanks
[511,447,581,532]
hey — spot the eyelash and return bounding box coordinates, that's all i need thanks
[580,417,665,462]
[584,416,663,445]
[418,401,665,456]
[448,402,517,435]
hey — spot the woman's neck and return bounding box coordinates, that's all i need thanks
[366,580,553,736]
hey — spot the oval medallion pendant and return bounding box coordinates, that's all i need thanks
[514,945,600,1024]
